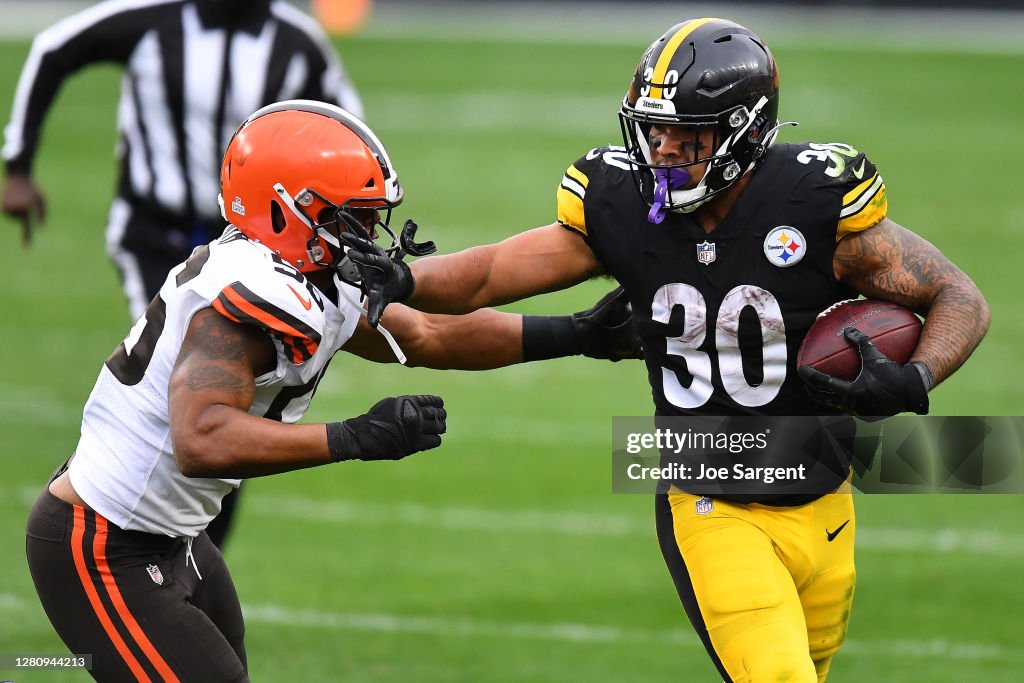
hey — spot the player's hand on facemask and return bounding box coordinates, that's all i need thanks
[798,327,930,418]
[571,286,644,361]
[326,395,446,462]
[339,232,415,328]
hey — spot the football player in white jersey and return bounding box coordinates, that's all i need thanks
[25,100,639,682]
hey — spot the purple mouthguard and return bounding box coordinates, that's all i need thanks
[647,167,691,224]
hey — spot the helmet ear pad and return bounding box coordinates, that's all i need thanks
[270,200,287,233]
[704,97,779,193]
[724,85,781,165]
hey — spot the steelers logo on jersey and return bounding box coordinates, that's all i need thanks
[763,226,807,268]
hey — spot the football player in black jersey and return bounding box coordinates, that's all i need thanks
[341,18,990,683]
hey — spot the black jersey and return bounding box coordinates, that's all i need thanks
[557,142,889,502]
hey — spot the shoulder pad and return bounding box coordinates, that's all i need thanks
[204,244,327,365]
[556,147,633,236]
[793,142,888,240]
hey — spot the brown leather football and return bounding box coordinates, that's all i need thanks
[797,299,922,381]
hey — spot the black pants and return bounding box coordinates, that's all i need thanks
[26,488,248,682]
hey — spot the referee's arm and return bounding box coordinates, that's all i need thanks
[3,3,147,174]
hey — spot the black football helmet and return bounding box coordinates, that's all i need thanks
[619,18,792,220]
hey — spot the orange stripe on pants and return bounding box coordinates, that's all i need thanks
[93,515,181,682]
[71,506,151,682]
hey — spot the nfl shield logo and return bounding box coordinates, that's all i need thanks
[696,241,716,265]
[146,563,164,586]
[695,497,714,516]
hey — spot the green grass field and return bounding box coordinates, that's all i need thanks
[1,10,1023,682]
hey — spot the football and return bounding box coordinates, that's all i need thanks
[797,299,922,381]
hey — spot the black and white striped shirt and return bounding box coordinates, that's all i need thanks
[2,0,363,221]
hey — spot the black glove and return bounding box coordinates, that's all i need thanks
[522,287,644,362]
[571,286,643,361]
[798,327,930,418]
[338,232,415,328]
[327,395,446,462]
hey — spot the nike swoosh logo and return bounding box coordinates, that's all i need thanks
[287,284,312,311]
[826,519,851,542]
[852,159,866,180]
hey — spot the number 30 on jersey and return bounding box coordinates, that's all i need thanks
[652,284,787,408]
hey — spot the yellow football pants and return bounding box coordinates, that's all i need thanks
[656,486,855,683]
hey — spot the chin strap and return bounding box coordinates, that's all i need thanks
[334,273,407,365]
[760,120,799,153]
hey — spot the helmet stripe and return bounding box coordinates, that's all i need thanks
[650,17,721,99]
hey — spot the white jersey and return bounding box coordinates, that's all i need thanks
[68,227,362,537]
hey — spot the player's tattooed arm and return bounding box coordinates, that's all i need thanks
[833,217,990,385]
[408,223,605,313]
[174,308,272,393]
[169,308,331,478]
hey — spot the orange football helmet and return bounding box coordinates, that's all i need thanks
[219,100,403,272]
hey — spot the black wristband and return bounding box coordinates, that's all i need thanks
[902,363,930,415]
[396,259,415,302]
[522,315,582,361]
[910,361,934,392]
[326,421,358,462]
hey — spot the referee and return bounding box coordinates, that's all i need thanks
[1,0,364,549]
[1,0,364,320]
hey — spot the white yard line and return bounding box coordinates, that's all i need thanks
[1,590,1020,662]
[248,494,1024,556]
[242,604,1024,662]
[244,603,665,646]
[7,484,1023,556]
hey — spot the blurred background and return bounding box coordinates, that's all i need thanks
[1,1,1022,681]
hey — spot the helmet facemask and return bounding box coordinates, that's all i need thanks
[330,202,401,287]
[271,183,401,283]
[620,96,784,222]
